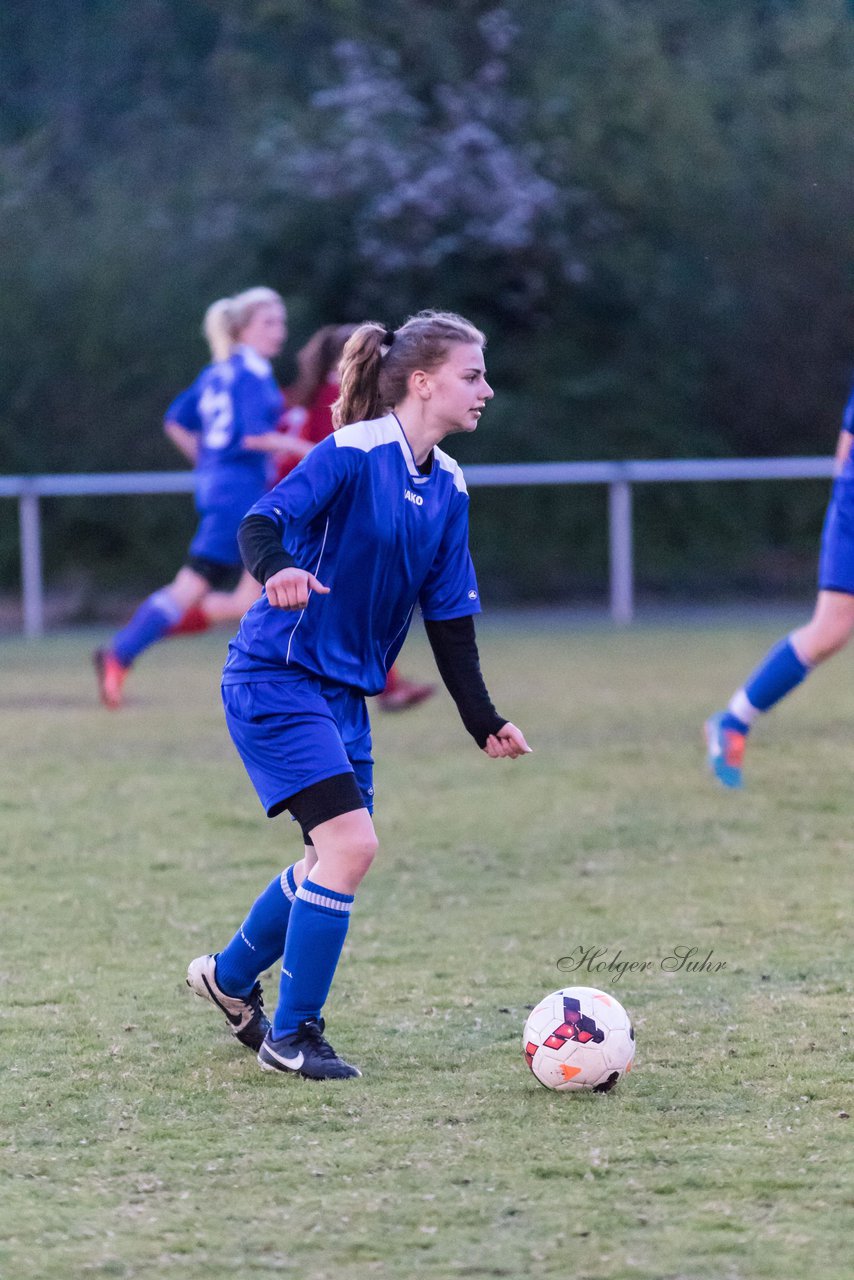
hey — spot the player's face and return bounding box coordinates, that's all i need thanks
[425,342,493,436]
[239,301,288,360]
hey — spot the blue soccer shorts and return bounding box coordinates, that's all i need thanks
[818,480,854,595]
[221,670,374,819]
[190,478,265,567]
[189,506,245,568]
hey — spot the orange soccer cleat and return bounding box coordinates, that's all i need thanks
[704,712,746,789]
[93,648,129,710]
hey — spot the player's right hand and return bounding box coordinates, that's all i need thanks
[265,567,330,610]
[483,722,532,759]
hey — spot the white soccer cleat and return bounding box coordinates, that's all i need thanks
[186,953,271,1051]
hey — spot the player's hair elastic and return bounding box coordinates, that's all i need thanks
[382,329,396,347]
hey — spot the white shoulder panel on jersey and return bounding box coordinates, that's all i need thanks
[238,346,274,379]
[333,415,402,454]
[434,447,468,494]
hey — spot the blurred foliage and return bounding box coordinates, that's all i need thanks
[0,0,852,602]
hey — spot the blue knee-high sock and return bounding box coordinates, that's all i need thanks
[215,866,297,997]
[726,636,811,732]
[273,878,354,1038]
[112,589,184,667]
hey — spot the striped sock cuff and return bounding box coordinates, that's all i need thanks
[280,864,298,903]
[149,588,185,625]
[728,689,759,727]
[297,878,354,914]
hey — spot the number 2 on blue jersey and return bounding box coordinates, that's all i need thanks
[199,383,234,450]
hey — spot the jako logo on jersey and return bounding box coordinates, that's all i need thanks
[404,489,424,506]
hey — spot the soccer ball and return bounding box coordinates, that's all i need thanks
[523,986,635,1092]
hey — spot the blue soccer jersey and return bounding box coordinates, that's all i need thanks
[166,345,284,518]
[840,377,854,465]
[818,376,854,593]
[222,414,481,695]
[842,380,854,434]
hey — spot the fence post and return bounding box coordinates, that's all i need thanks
[19,487,44,638]
[608,479,633,625]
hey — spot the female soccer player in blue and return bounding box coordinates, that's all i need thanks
[94,287,302,708]
[706,378,854,788]
[187,310,531,1080]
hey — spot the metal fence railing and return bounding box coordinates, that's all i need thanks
[0,457,835,636]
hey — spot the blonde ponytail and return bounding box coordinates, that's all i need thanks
[202,298,236,363]
[333,323,388,428]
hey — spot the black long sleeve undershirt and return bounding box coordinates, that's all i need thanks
[237,514,506,748]
[238,513,293,583]
[424,615,507,748]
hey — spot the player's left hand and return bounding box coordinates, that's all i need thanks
[483,723,532,759]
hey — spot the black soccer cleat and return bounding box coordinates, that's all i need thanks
[257,1017,361,1080]
[186,953,271,1052]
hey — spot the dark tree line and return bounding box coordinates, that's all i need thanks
[1,0,852,604]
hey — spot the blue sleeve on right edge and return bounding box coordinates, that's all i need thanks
[419,492,481,621]
[842,380,854,435]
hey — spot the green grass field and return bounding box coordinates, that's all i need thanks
[1,617,852,1280]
